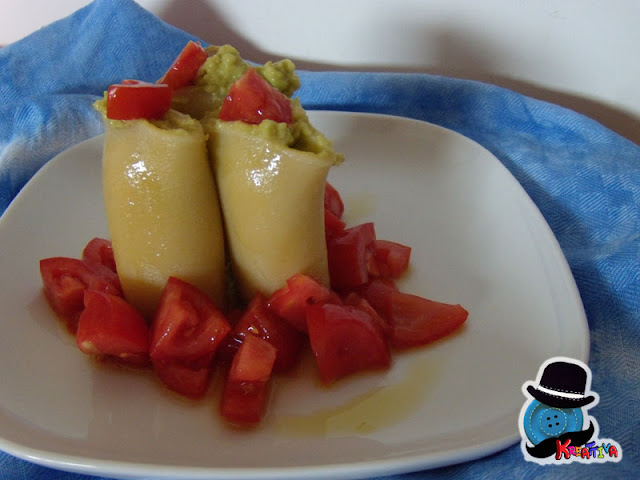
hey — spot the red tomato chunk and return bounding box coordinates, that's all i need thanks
[355,279,468,349]
[157,40,208,90]
[150,277,231,397]
[219,68,292,125]
[153,361,211,399]
[220,334,277,424]
[40,256,122,332]
[324,182,344,219]
[369,239,412,279]
[81,237,117,273]
[326,222,376,290]
[222,293,304,373]
[76,290,150,368]
[352,278,398,315]
[266,273,341,333]
[386,290,468,349]
[343,291,392,339]
[150,276,230,368]
[324,208,346,240]
[107,80,172,120]
[307,302,391,385]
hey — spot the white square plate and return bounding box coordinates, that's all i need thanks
[0,111,589,479]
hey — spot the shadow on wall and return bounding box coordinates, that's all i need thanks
[159,0,640,147]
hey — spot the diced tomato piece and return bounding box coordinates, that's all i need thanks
[222,294,304,373]
[324,208,346,240]
[266,273,340,333]
[153,361,211,399]
[324,182,344,219]
[228,333,277,383]
[370,239,412,279]
[386,290,468,349]
[365,254,381,277]
[150,277,231,369]
[220,334,277,424]
[306,303,391,385]
[150,277,230,397]
[352,278,398,317]
[81,237,117,273]
[40,257,122,332]
[221,380,269,425]
[343,291,392,339]
[215,311,247,364]
[157,41,208,90]
[354,279,467,349]
[76,290,150,367]
[107,80,172,120]
[326,222,376,290]
[219,68,292,124]
[216,333,240,365]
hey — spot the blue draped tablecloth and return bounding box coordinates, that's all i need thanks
[0,0,638,478]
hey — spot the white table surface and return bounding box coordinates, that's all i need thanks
[2,0,638,146]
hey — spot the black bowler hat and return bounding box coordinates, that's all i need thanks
[527,360,596,408]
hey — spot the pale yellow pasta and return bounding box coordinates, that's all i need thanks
[101,111,226,317]
[209,120,338,300]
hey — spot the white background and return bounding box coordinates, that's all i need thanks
[2,0,639,145]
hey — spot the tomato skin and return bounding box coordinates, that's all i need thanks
[219,68,292,124]
[326,222,376,290]
[221,293,304,373]
[81,237,117,273]
[106,80,172,120]
[342,291,392,339]
[149,277,230,397]
[266,273,341,333]
[157,41,208,90]
[153,361,211,399]
[220,380,268,424]
[369,239,412,279]
[324,182,344,219]
[352,278,398,317]
[149,276,231,369]
[76,290,150,367]
[40,256,122,332]
[386,290,468,348]
[228,332,277,383]
[306,303,391,385]
[220,334,277,424]
[324,208,346,240]
[354,279,467,349]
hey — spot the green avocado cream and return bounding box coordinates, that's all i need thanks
[95,44,341,161]
[173,45,341,161]
[171,45,300,120]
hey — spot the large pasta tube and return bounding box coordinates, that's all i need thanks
[209,120,338,301]
[101,111,226,317]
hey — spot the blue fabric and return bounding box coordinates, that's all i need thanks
[1,0,638,478]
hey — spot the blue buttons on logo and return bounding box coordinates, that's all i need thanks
[522,399,584,445]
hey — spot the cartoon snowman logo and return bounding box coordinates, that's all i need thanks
[519,356,599,462]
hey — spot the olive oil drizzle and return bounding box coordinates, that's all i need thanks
[276,356,438,436]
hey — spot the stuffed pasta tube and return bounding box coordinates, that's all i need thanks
[97,105,226,317]
[172,45,342,300]
[208,115,339,300]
